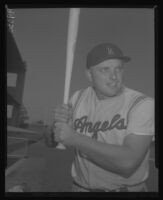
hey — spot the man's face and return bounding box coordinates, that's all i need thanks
[87,59,124,99]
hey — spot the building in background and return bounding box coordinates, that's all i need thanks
[7,27,27,127]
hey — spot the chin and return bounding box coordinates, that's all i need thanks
[94,85,123,99]
[100,88,121,98]
[105,91,118,97]
[96,90,117,99]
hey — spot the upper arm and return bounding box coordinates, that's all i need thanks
[127,98,154,137]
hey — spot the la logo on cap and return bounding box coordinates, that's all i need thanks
[107,47,114,55]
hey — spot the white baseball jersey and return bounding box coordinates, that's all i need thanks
[69,86,154,190]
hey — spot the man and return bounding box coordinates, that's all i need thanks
[50,43,154,192]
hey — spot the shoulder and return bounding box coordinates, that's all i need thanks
[133,97,154,115]
[124,87,154,124]
[69,87,90,105]
[124,87,144,98]
[124,87,154,108]
[127,94,154,125]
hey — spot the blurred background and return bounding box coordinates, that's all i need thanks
[7,8,154,126]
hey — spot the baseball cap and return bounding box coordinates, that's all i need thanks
[86,43,131,69]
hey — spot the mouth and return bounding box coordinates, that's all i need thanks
[106,82,117,87]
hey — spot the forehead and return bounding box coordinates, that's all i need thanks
[94,59,123,68]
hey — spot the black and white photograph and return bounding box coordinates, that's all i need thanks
[5,5,158,195]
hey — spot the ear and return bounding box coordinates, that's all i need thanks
[85,69,92,82]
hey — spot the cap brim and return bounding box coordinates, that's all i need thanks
[116,56,131,62]
[96,56,131,63]
[87,56,131,69]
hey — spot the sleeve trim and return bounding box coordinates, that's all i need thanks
[129,132,154,136]
[127,132,155,141]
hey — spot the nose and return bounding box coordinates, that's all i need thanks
[109,70,117,81]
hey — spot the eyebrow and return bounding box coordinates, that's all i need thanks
[96,65,123,69]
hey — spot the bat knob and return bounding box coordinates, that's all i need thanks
[56,143,66,150]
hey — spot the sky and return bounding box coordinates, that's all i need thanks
[11,8,154,124]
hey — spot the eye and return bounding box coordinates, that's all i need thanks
[115,66,123,72]
[99,67,110,73]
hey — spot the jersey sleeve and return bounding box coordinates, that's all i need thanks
[126,98,155,139]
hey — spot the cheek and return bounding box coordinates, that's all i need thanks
[117,71,123,81]
[92,73,104,85]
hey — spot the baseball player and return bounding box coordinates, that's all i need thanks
[51,43,154,192]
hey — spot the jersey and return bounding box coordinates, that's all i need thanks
[69,86,154,190]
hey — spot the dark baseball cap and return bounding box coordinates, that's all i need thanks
[86,43,131,69]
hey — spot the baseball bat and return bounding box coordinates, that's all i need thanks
[56,8,80,149]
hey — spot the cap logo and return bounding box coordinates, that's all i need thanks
[107,47,114,55]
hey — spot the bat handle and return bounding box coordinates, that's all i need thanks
[55,103,72,150]
[55,100,68,150]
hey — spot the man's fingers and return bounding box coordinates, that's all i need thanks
[54,111,69,118]
[54,133,60,142]
[54,113,68,122]
[54,106,70,122]
[55,122,65,127]
[54,124,63,142]
[54,109,68,115]
[54,104,73,115]
[54,105,69,113]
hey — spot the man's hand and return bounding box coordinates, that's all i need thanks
[53,104,73,124]
[52,103,74,146]
[54,122,75,146]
